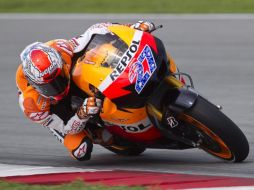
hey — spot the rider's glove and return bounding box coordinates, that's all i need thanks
[77,97,102,120]
[132,21,155,33]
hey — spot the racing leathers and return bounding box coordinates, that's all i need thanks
[16,22,154,161]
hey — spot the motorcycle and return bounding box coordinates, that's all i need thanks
[71,24,249,162]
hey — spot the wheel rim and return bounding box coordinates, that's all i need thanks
[179,114,233,160]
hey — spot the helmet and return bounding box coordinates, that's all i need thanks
[20,42,70,100]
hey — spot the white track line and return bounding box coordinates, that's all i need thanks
[1,164,254,178]
[0,164,110,177]
[1,14,254,20]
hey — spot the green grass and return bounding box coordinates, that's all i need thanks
[0,180,146,190]
[0,0,254,13]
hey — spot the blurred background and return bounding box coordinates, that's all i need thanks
[1,0,254,13]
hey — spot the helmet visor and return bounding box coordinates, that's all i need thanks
[28,65,70,99]
[35,74,69,97]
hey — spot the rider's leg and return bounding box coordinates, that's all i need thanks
[49,128,93,161]
[63,131,93,161]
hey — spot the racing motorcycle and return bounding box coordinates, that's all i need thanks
[71,25,249,162]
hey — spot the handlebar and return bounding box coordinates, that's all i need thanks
[150,25,163,33]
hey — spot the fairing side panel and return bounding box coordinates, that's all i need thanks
[101,98,162,143]
[72,61,112,96]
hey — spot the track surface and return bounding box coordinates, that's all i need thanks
[0,14,253,178]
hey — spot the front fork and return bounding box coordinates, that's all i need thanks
[147,75,198,119]
[147,75,199,147]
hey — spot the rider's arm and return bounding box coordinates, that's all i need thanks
[16,64,102,136]
[16,64,88,135]
[42,97,101,135]
[69,23,113,53]
[69,21,155,54]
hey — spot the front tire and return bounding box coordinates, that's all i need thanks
[180,96,249,162]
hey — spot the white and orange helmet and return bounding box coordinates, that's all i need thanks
[21,42,70,100]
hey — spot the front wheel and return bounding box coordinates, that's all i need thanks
[179,96,249,162]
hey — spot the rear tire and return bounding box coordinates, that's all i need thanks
[181,96,249,162]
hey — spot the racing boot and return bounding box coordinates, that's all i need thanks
[64,131,93,161]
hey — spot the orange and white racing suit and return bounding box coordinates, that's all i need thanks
[16,23,116,161]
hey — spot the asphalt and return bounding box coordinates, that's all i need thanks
[0,14,253,178]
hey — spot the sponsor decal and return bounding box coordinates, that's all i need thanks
[70,38,79,48]
[66,120,82,134]
[33,50,59,78]
[109,40,140,81]
[105,117,153,133]
[129,45,156,94]
[56,40,73,56]
[29,111,49,121]
[74,142,87,158]
[98,30,143,92]
[167,116,179,128]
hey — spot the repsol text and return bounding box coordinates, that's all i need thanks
[110,40,140,81]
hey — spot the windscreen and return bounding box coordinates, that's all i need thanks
[80,33,128,68]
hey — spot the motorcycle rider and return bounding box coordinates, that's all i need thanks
[16,21,156,161]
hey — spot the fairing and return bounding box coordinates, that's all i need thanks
[72,26,169,108]
[72,26,170,143]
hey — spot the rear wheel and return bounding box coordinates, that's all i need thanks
[178,96,249,162]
